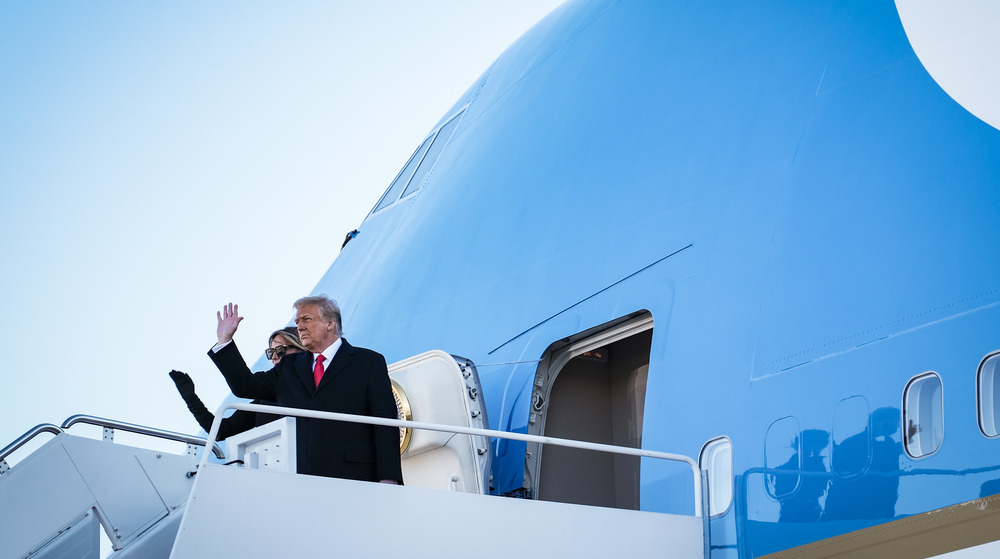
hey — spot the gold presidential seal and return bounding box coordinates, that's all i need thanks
[390,378,412,454]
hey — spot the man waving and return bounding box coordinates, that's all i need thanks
[210,296,402,485]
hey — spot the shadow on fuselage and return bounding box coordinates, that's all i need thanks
[774,429,830,522]
[822,407,902,521]
[980,478,1000,499]
[766,407,903,523]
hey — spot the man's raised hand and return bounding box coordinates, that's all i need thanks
[216,302,244,344]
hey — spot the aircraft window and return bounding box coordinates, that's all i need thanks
[372,135,433,213]
[699,437,733,516]
[978,352,1000,437]
[764,416,801,500]
[903,372,944,458]
[401,110,463,199]
[831,396,870,478]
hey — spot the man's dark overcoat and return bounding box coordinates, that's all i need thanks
[209,339,403,483]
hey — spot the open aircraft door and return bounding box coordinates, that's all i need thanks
[388,350,492,494]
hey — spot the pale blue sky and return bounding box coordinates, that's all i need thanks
[0,1,563,449]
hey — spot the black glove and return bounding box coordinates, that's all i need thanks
[169,370,196,400]
[169,370,216,434]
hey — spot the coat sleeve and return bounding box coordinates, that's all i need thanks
[367,351,404,485]
[214,409,262,441]
[185,392,261,440]
[179,389,218,435]
[179,384,259,440]
[207,342,278,402]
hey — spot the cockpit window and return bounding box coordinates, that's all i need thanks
[401,111,463,199]
[372,136,432,213]
[371,109,465,215]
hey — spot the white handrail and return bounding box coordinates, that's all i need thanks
[62,414,226,459]
[0,424,63,471]
[199,402,704,516]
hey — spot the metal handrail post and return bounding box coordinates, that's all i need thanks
[199,402,704,517]
[61,414,225,459]
[701,468,712,557]
[0,424,63,472]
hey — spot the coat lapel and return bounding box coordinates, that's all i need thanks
[316,339,353,393]
[292,350,315,393]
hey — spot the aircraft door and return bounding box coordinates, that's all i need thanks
[525,312,654,509]
[388,350,492,494]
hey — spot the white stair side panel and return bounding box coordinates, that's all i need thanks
[171,464,703,558]
[27,510,101,559]
[59,436,171,546]
[0,438,97,559]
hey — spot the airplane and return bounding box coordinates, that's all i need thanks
[2,0,1000,557]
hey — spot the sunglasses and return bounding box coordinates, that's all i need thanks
[265,345,293,360]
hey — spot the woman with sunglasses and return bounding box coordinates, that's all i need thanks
[169,326,307,440]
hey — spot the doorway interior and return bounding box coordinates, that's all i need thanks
[524,311,653,509]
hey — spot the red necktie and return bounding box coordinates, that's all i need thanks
[314,354,326,387]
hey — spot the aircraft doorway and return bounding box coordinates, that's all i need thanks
[525,312,653,510]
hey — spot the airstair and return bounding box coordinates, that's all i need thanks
[0,351,708,559]
[0,417,222,559]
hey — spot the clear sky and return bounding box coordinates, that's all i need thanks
[0,1,564,450]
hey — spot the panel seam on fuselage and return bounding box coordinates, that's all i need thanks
[487,243,692,355]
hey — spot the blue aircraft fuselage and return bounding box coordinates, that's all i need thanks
[304,1,1000,555]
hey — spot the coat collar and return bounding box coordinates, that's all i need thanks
[293,338,355,393]
[317,338,354,392]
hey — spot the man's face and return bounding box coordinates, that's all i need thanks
[295,304,338,352]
